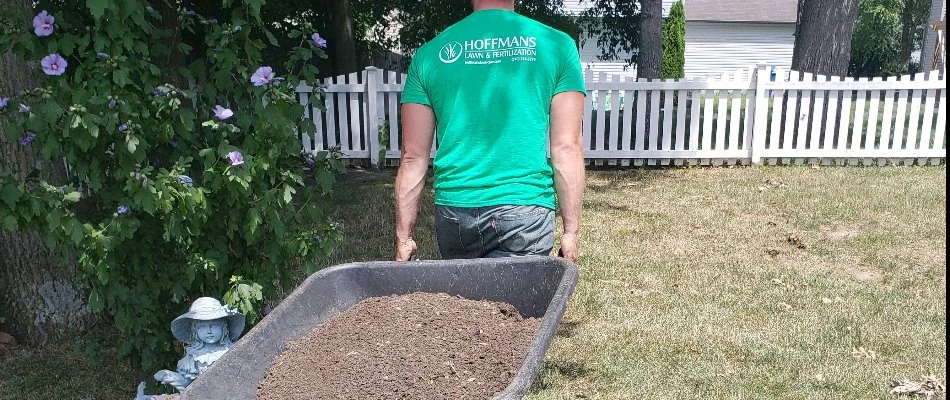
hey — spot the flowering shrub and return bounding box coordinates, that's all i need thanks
[0,1,340,372]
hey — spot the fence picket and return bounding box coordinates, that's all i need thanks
[767,69,785,165]
[675,88,688,166]
[822,77,841,162]
[609,75,621,166]
[742,68,756,159]
[387,71,400,157]
[781,71,801,164]
[892,77,911,159]
[621,75,634,166]
[877,77,898,165]
[595,73,608,166]
[904,72,924,165]
[635,81,647,166]
[662,89,674,165]
[796,72,814,165]
[918,70,939,165]
[583,70,593,156]
[729,73,742,154]
[931,86,947,165]
[701,84,714,164]
[688,87,701,166]
[905,72,925,164]
[648,85,661,165]
[325,78,338,149]
[862,77,882,165]
[836,76,854,161]
[808,74,826,165]
[298,91,313,154]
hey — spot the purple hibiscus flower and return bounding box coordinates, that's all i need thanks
[227,151,245,166]
[118,124,128,133]
[117,205,130,215]
[0,97,8,109]
[109,99,116,108]
[20,132,36,146]
[96,52,109,59]
[18,104,29,113]
[33,11,54,37]
[213,105,234,120]
[312,33,327,49]
[177,175,193,185]
[251,66,275,87]
[41,53,67,76]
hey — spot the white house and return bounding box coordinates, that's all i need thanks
[684,0,796,79]
[563,0,798,79]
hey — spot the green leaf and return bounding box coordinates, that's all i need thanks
[126,135,139,153]
[87,0,111,19]
[88,289,103,312]
[63,191,82,203]
[1,215,17,230]
[1,184,21,209]
[282,185,295,204]
[247,207,260,235]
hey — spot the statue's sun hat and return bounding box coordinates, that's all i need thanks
[170,297,245,343]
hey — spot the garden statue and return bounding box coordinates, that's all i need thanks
[134,297,245,400]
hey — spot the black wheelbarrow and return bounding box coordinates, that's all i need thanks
[182,256,579,400]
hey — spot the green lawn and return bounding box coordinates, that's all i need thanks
[1,166,945,399]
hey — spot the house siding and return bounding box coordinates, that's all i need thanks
[685,21,794,78]
[921,0,946,72]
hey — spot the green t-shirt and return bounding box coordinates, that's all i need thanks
[401,9,586,210]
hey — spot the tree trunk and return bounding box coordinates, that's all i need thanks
[792,0,860,76]
[328,0,359,75]
[900,0,919,73]
[0,0,96,346]
[637,0,663,80]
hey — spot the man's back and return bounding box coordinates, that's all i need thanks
[401,9,585,209]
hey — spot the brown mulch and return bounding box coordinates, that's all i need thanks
[256,292,540,400]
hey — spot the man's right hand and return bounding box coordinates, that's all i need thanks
[395,238,418,261]
[558,232,579,264]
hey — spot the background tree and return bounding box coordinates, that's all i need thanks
[0,0,96,347]
[637,0,663,79]
[850,0,931,76]
[661,0,685,79]
[792,0,861,76]
[581,0,643,68]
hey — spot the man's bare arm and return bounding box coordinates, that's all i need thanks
[549,91,585,263]
[394,103,436,261]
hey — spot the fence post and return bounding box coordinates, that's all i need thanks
[365,66,383,167]
[750,64,769,165]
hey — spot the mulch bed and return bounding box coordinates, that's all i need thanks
[256,292,540,399]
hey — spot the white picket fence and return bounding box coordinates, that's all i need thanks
[295,65,947,166]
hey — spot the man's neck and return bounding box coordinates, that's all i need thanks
[472,0,514,11]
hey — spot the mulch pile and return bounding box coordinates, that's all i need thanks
[256,292,540,399]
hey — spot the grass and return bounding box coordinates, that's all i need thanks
[1,166,945,399]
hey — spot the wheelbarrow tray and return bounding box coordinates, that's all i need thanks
[183,256,579,400]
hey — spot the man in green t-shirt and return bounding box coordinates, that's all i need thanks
[394,0,586,263]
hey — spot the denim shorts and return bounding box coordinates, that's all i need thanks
[434,204,555,259]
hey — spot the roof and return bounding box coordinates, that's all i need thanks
[685,0,797,23]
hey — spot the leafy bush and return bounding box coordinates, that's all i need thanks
[0,0,341,374]
[661,0,685,80]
